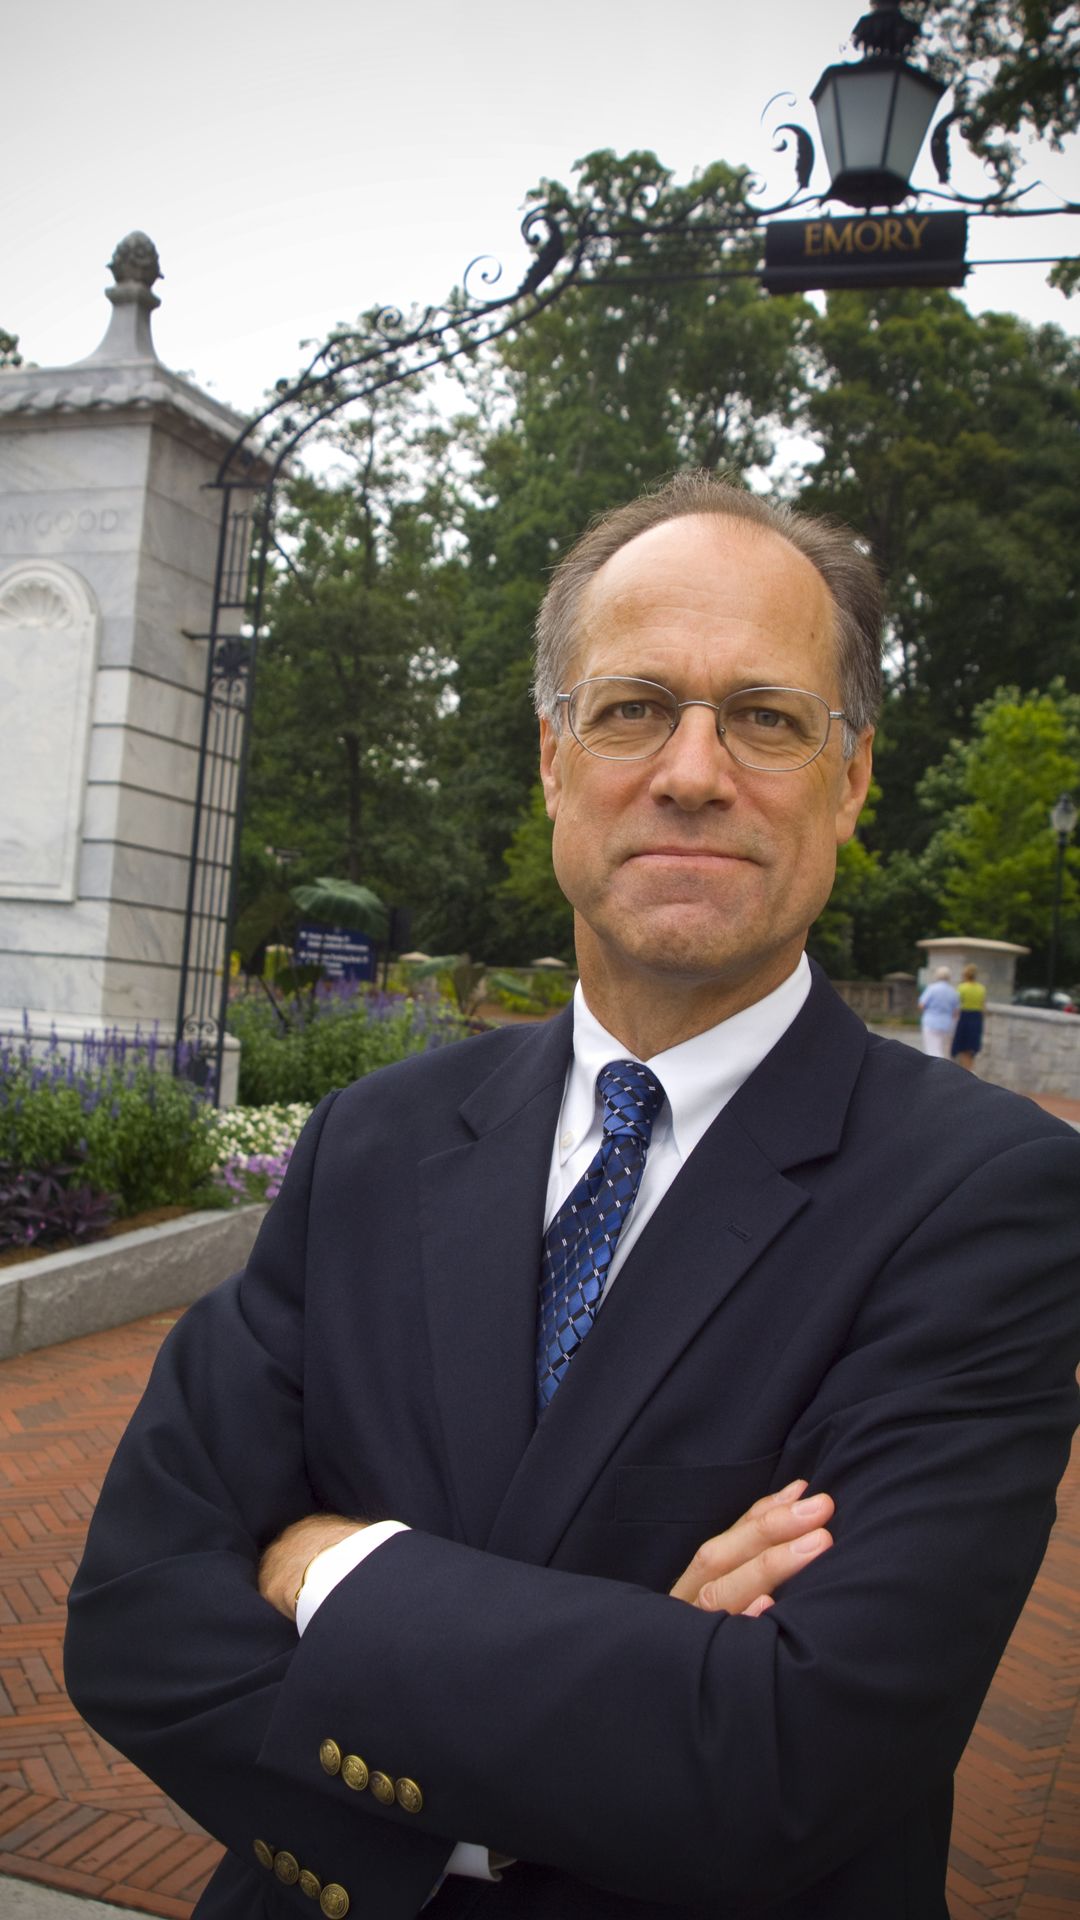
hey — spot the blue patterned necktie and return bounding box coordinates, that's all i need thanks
[536,1059,666,1412]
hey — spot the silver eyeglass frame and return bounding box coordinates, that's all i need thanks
[553,677,853,771]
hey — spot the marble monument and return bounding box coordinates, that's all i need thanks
[0,235,252,1098]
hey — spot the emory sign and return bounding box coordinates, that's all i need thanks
[763,211,968,294]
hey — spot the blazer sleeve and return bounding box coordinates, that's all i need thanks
[248,1127,1080,1913]
[63,1092,453,1919]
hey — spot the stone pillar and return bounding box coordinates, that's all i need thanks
[0,234,251,1097]
[915,936,1029,1004]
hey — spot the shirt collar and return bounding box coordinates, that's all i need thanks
[561,954,812,1166]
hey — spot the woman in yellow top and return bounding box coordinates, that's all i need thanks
[951,964,988,1070]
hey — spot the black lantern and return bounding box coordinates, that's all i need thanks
[812,0,946,208]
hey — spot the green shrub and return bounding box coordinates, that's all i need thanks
[0,1081,86,1171]
[80,1070,219,1213]
[0,1029,219,1218]
[487,968,576,1015]
[227,985,467,1107]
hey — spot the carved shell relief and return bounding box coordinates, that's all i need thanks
[0,566,91,630]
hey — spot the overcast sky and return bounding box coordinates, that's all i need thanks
[6,0,1078,415]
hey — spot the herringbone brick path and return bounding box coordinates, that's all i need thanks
[947,1419,1080,1920]
[0,1314,224,1917]
[0,1312,1075,1918]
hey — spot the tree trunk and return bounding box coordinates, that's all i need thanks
[342,731,362,881]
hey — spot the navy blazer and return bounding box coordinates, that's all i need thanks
[65,971,1080,1919]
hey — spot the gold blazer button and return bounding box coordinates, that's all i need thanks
[395,1777,424,1814]
[299,1868,322,1899]
[369,1770,395,1805]
[341,1753,369,1791]
[320,1885,350,1918]
[273,1850,300,1885]
[319,1739,342,1776]
[253,1839,274,1871]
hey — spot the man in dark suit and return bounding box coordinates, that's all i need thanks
[66,473,1080,1920]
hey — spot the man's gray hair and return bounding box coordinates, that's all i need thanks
[532,472,883,755]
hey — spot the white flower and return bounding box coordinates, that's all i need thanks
[209,1102,312,1168]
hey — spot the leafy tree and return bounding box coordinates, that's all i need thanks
[807,834,881,980]
[911,1,1080,172]
[800,289,1080,856]
[497,782,575,960]
[911,2,1080,291]
[918,682,1080,973]
[242,379,465,941]
[805,777,948,982]
[0,329,21,369]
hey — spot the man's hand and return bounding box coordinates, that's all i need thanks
[669,1479,834,1617]
[258,1514,368,1621]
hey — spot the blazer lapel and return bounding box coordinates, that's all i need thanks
[485,970,870,1566]
[419,1009,573,1548]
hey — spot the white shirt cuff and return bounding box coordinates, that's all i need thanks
[295,1520,409,1635]
[443,1843,510,1881]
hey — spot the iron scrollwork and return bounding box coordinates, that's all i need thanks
[177,1015,220,1093]
[211,635,253,711]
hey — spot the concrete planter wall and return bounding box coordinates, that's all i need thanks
[979,1003,1080,1101]
[0,1203,267,1360]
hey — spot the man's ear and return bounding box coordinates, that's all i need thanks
[539,716,562,822]
[835,729,874,846]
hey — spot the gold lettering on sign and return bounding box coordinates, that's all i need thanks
[802,215,936,259]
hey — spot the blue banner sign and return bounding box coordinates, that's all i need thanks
[295,923,377,982]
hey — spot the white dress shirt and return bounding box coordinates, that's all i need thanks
[295,954,812,1879]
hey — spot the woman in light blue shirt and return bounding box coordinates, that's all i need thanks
[919,967,960,1058]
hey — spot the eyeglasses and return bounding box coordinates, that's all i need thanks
[554,677,852,772]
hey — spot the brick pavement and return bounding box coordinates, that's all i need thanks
[0,1311,1076,1919]
[0,1315,223,1917]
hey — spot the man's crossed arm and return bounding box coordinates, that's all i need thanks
[257,1478,836,1624]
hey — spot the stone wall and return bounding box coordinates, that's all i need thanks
[980,1003,1080,1100]
[829,978,914,1021]
[0,1204,266,1360]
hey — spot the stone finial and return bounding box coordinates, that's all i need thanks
[109,232,162,291]
[80,231,163,365]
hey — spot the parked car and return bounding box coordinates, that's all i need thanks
[1012,987,1079,1014]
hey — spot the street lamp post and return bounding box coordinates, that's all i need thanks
[1046,792,1078,1004]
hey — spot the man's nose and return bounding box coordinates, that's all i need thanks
[646,703,738,808]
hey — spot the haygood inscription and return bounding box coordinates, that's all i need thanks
[0,503,130,546]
